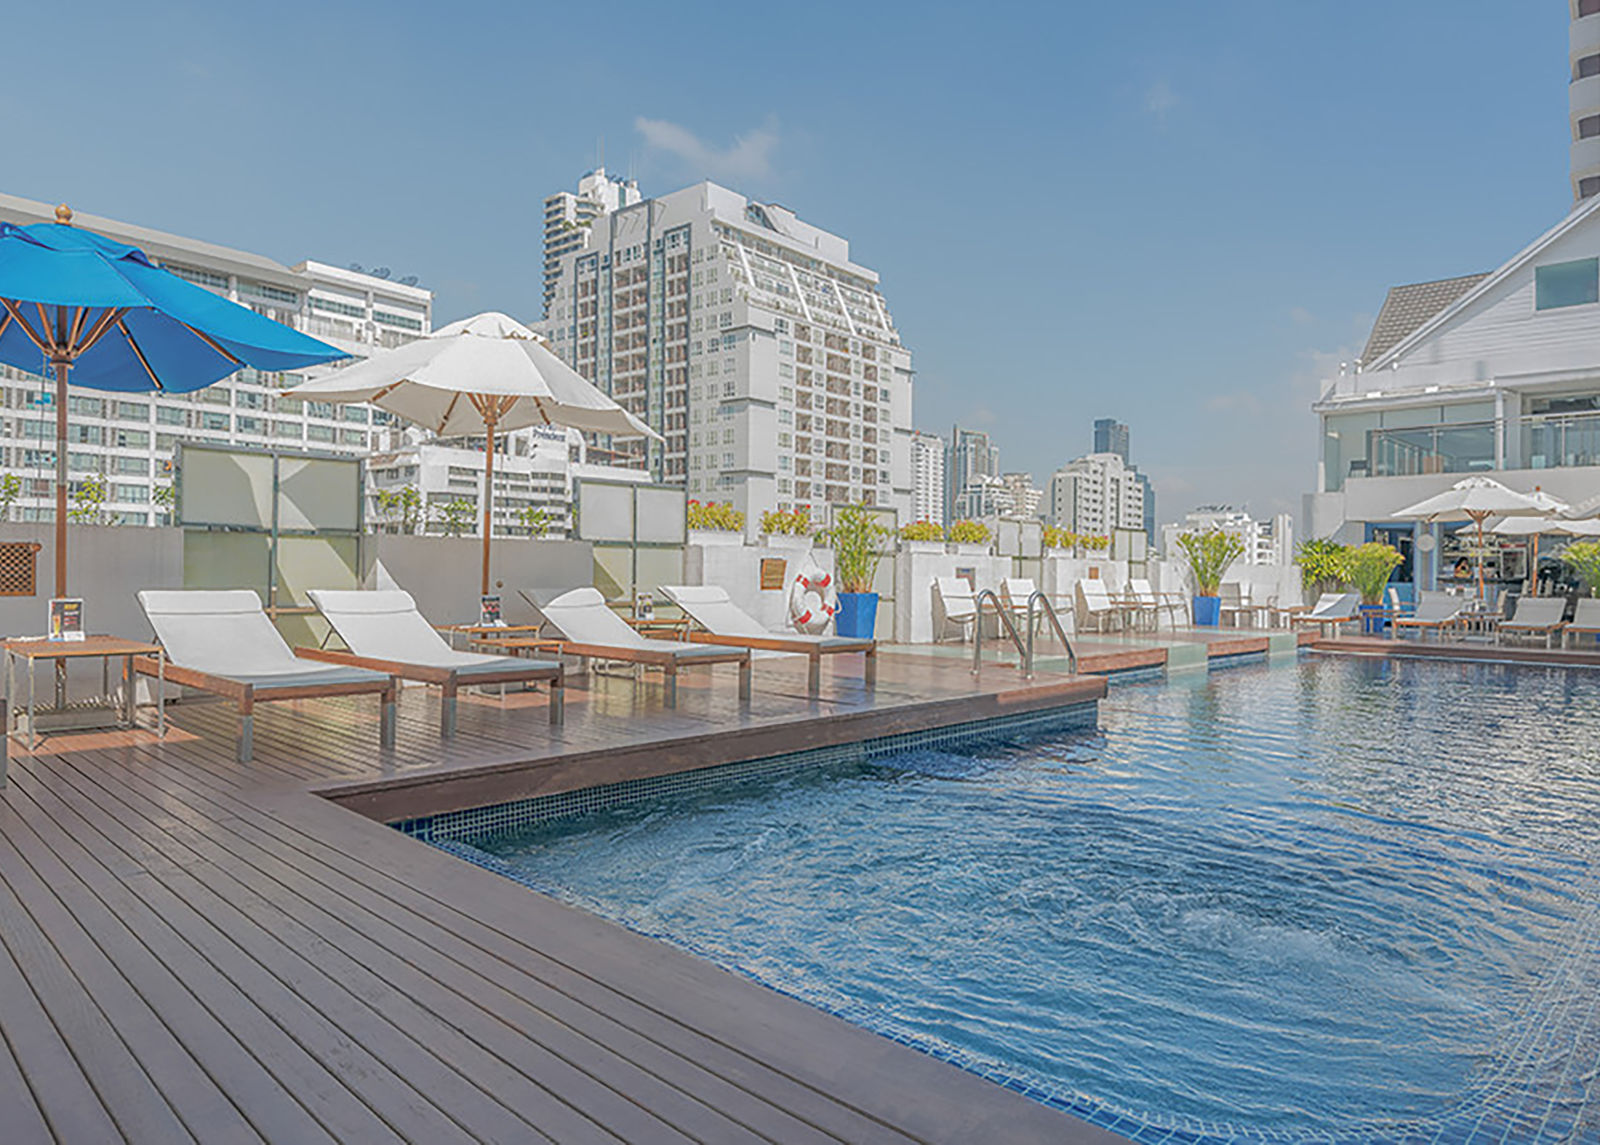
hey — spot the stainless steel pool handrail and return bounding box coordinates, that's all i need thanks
[1026,591,1077,677]
[972,589,1029,676]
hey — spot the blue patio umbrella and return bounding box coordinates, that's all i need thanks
[0,205,346,596]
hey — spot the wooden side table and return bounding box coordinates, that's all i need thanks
[436,623,546,650]
[2,636,166,761]
[625,616,692,640]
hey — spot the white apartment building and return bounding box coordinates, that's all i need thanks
[542,168,640,316]
[1161,507,1293,566]
[367,426,649,539]
[910,430,946,525]
[997,472,1044,520]
[0,192,431,526]
[538,180,916,525]
[1048,452,1145,535]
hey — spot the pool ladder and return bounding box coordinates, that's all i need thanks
[972,590,1078,678]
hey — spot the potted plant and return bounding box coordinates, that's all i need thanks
[823,502,893,638]
[1562,540,1600,595]
[758,507,813,550]
[1295,537,1350,605]
[687,500,745,546]
[1343,542,1403,634]
[947,518,991,556]
[1176,528,1245,627]
[899,519,946,555]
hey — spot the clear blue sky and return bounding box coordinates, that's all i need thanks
[0,1,1571,523]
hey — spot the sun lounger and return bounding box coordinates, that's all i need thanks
[1293,592,1360,636]
[1000,577,1038,634]
[539,587,751,707]
[135,589,397,763]
[933,577,978,642]
[1075,578,1127,633]
[1391,591,1466,640]
[1218,582,1260,628]
[659,584,875,695]
[300,588,564,736]
[1495,597,1567,647]
[1129,578,1184,630]
[1563,597,1600,649]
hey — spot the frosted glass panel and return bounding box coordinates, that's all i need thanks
[279,456,362,532]
[577,481,635,542]
[179,446,274,528]
[636,486,686,543]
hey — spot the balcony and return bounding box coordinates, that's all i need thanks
[1366,411,1600,479]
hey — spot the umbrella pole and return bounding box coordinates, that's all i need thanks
[53,358,69,598]
[1475,514,1486,602]
[481,411,497,598]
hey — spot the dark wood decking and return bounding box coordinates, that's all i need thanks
[1312,634,1600,667]
[0,651,1120,1144]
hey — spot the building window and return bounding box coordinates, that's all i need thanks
[1581,115,1600,140]
[1584,0,1600,18]
[1536,258,1599,310]
[1580,53,1600,80]
[1582,176,1600,200]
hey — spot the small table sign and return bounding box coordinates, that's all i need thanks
[635,590,655,621]
[479,594,504,627]
[48,597,85,642]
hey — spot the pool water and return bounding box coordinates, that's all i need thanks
[471,657,1600,1142]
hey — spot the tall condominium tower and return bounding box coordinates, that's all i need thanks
[1092,417,1130,464]
[539,182,914,522]
[946,425,999,522]
[541,168,640,316]
[1048,452,1146,536]
[910,430,946,525]
[1576,1,1600,200]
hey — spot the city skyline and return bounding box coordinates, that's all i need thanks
[0,2,1571,522]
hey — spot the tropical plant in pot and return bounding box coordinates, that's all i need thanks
[1295,537,1350,603]
[1562,541,1600,596]
[822,502,893,638]
[1343,541,1403,634]
[1176,528,1245,627]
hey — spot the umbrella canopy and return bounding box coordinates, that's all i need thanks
[1454,516,1577,537]
[0,206,346,596]
[1394,477,1552,598]
[283,311,661,594]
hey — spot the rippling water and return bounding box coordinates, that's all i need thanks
[479,657,1600,1140]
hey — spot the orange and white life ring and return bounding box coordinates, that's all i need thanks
[788,558,838,634]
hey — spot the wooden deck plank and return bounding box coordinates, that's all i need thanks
[0,649,1122,1144]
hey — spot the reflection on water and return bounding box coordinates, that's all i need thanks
[481,657,1600,1140]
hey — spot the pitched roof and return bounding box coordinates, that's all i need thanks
[1359,273,1491,366]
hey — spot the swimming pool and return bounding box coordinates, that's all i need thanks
[439,657,1600,1142]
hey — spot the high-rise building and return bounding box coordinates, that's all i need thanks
[0,192,432,526]
[542,168,641,316]
[1092,417,1130,464]
[1048,452,1145,536]
[1575,3,1600,201]
[946,425,999,522]
[539,181,915,522]
[1136,470,1156,545]
[910,430,946,525]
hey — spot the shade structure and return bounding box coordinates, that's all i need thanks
[1395,477,1550,598]
[282,311,661,594]
[0,207,346,596]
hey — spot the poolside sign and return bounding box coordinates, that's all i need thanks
[47,597,83,641]
[479,594,503,627]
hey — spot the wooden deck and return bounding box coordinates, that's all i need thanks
[0,650,1121,1144]
[1312,633,1600,667]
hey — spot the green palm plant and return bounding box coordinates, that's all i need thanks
[1176,529,1246,597]
[1342,542,1403,605]
[1562,541,1600,594]
[822,503,893,593]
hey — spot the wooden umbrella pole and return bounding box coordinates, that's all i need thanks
[481,406,496,597]
[1475,513,1487,602]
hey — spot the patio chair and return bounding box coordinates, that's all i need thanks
[933,577,978,642]
[539,587,751,708]
[1129,578,1184,630]
[135,589,397,763]
[301,588,564,737]
[1292,592,1360,637]
[659,584,875,695]
[1000,577,1039,636]
[1391,591,1465,641]
[1563,597,1600,649]
[1075,578,1129,633]
[1218,582,1255,629]
[1495,597,1568,648]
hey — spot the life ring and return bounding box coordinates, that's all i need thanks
[788,558,838,634]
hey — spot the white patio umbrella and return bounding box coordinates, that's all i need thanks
[284,312,660,594]
[1394,476,1549,599]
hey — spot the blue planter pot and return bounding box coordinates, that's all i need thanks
[1358,602,1385,636]
[836,592,878,639]
[1192,595,1221,627]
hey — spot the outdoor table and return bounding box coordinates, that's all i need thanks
[2,635,165,759]
[625,616,693,640]
[467,636,567,657]
[436,623,545,650]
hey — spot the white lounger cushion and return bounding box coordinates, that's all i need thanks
[1396,592,1464,625]
[1304,593,1359,620]
[660,585,862,649]
[137,589,386,686]
[541,587,736,660]
[307,588,547,672]
[1001,578,1036,607]
[1503,598,1566,628]
[1570,598,1600,630]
